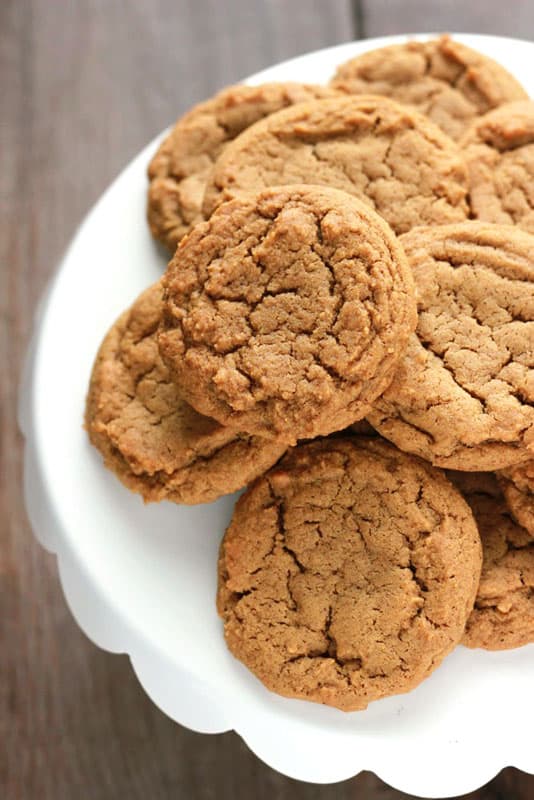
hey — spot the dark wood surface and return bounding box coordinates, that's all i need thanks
[2,1,533,798]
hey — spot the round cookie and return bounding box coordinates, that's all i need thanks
[85,282,286,504]
[448,470,534,650]
[498,461,534,536]
[367,222,534,471]
[460,100,534,234]
[330,36,527,141]
[201,95,469,236]
[158,185,417,444]
[217,438,482,711]
[147,82,338,251]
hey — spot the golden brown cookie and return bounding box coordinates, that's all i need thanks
[448,471,534,650]
[460,101,534,234]
[85,282,286,504]
[498,461,534,536]
[218,438,482,711]
[331,36,527,141]
[367,222,534,471]
[201,95,469,235]
[158,185,417,444]
[147,82,338,251]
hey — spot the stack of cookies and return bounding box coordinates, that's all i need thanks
[86,36,534,712]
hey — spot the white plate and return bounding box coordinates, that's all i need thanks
[20,34,534,798]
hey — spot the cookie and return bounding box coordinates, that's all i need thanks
[147,82,338,251]
[498,461,534,536]
[158,185,417,444]
[331,36,527,141]
[367,222,534,471]
[217,438,482,711]
[85,282,286,504]
[201,94,469,236]
[460,101,534,234]
[448,471,534,650]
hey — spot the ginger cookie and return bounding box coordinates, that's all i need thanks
[85,282,286,504]
[448,471,534,651]
[330,36,527,141]
[498,461,534,536]
[158,185,417,444]
[460,101,534,234]
[201,95,469,236]
[147,82,338,251]
[217,438,482,711]
[367,222,534,471]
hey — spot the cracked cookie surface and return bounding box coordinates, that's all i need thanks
[201,94,469,236]
[460,100,534,235]
[367,222,534,471]
[217,438,482,711]
[158,185,417,444]
[330,36,527,141]
[448,471,534,650]
[498,461,534,536]
[147,82,338,251]
[85,282,286,504]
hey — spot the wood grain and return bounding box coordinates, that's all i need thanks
[359,0,534,39]
[1,0,533,798]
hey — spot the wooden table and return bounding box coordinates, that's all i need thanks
[2,2,533,797]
